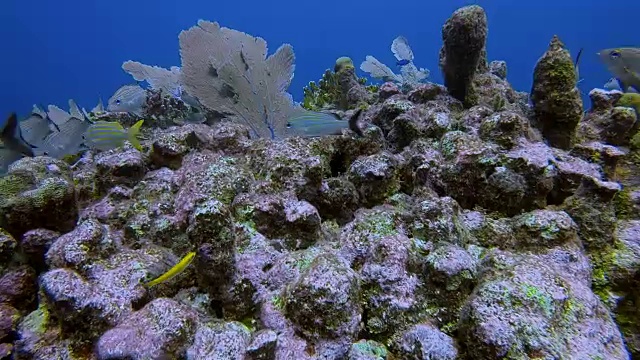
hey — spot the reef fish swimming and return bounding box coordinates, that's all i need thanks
[145,251,196,287]
[598,47,640,93]
[1,113,34,157]
[285,109,351,138]
[83,119,144,151]
[107,85,147,116]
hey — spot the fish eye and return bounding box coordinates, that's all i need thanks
[609,50,621,59]
[115,99,121,104]
[286,122,292,128]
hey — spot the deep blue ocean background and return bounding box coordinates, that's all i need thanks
[1,0,636,119]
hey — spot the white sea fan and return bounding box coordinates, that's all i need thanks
[361,36,430,90]
[391,36,414,62]
[179,20,296,139]
[122,61,182,96]
[360,55,401,82]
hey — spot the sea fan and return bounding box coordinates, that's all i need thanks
[178,20,296,139]
[360,36,429,90]
[121,61,182,96]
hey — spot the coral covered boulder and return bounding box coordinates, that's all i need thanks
[440,5,488,107]
[459,248,629,359]
[530,35,583,149]
[0,157,77,238]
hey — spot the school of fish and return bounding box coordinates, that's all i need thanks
[2,45,639,176]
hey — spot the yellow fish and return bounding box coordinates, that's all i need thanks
[145,251,196,287]
[84,119,144,152]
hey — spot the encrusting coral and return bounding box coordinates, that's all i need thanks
[303,57,376,112]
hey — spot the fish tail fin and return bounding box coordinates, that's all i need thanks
[2,113,18,137]
[128,119,144,151]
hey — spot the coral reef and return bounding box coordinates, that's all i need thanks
[1,4,639,360]
[439,5,488,107]
[530,35,584,149]
[303,57,375,111]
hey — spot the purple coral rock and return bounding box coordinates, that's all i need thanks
[150,123,230,169]
[360,234,421,337]
[407,83,447,103]
[46,219,118,272]
[0,266,37,310]
[479,111,530,148]
[284,253,362,339]
[510,210,578,248]
[587,88,623,112]
[570,141,626,179]
[233,193,321,249]
[371,98,415,135]
[460,248,629,359]
[210,121,252,153]
[0,303,19,342]
[0,342,12,358]
[19,229,60,271]
[95,149,147,193]
[348,152,401,207]
[0,156,77,237]
[96,298,198,360]
[392,323,458,360]
[186,321,251,359]
[378,82,400,101]
[302,177,360,225]
[489,60,507,79]
[246,329,278,360]
[42,244,153,336]
[0,229,17,265]
[425,244,478,289]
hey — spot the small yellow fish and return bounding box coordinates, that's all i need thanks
[83,119,144,152]
[145,251,196,287]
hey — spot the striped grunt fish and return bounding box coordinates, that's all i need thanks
[83,119,144,151]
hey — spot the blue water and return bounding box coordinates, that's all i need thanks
[1,0,636,118]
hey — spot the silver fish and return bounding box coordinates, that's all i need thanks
[285,109,350,138]
[597,47,640,92]
[1,113,34,157]
[107,85,146,116]
[19,105,52,146]
[37,117,89,158]
[47,104,73,126]
[0,146,24,175]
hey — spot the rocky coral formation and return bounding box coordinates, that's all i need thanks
[530,35,584,150]
[302,57,375,111]
[0,4,639,360]
[440,5,488,107]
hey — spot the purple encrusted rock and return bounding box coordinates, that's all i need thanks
[95,298,198,360]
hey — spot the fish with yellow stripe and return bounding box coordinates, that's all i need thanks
[145,251,196,287]
[83,119,144,151]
